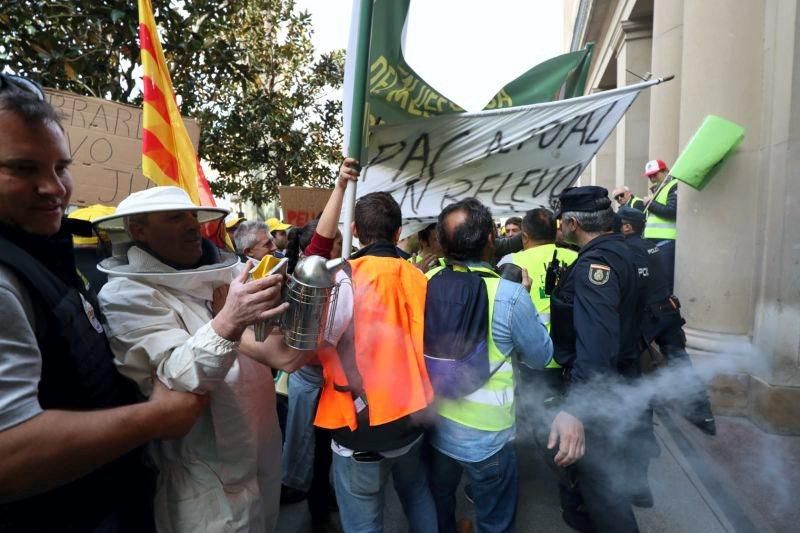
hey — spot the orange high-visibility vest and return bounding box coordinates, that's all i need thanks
[314,255,433,431]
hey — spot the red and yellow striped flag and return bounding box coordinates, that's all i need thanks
[138,0,212,206]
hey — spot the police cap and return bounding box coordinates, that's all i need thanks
[617,206,646,225]
[555,186,612,218]
[618,206,646,233]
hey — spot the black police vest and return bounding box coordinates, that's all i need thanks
[550,262,578,367]
[625,235,669,305]
[0,233,154,533]
[549,237,643,370]
[625,234,684,343]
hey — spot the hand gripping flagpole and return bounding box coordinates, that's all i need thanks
[643,174,673,214]
[341,0,374,259]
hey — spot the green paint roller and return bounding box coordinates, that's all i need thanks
[670,115,745,191]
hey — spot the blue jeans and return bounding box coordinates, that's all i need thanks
[430,444,518,533]
[282,364,323,491]
[332,439,437,533]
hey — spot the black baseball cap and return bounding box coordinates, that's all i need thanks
[555,186,612,218]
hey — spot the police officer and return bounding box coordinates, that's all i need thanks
[618,207,716,436]
[549,186,644,533]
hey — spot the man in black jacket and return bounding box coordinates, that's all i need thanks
[0,74,207,532]
[549,186,646,533]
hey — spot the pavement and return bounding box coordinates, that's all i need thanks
[277,409,800,532]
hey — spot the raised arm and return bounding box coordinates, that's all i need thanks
[316,158,360,239]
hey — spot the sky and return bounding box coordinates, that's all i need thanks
[297,0,565,111]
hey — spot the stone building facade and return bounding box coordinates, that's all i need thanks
[565,0,800,433]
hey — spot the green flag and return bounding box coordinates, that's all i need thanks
[483,44,594,109]
[367,0,463,124]
[670,115,745,190]
[367,0,594,124]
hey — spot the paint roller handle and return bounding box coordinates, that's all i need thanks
[643,174,674,214]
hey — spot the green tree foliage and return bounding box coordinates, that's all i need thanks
[0,0,344,204]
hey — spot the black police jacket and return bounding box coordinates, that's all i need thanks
[550,233,643,383]
[624,234,669,305]
[624,233,684,343]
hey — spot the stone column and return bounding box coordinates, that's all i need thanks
[678,0,800,435]
[648,0,684,164]
[676,0,765,340]
[615,20,652,199]
[750,0,800,393]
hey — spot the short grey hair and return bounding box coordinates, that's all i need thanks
[234,220,270,251]
[561,208,615,233]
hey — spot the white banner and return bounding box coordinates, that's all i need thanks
[357,80,658,231]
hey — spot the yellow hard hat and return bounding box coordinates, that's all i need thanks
[225,215,246,230]
[267,217,291,232]
[68,204,116,245]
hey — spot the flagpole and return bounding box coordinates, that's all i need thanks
[341,0,373,259]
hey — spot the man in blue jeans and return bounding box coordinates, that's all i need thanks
[428,199,586,532]
[313,189,437,533]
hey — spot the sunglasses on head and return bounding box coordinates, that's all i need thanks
[0,73,45,101]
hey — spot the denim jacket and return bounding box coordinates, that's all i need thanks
[432,260,553,463]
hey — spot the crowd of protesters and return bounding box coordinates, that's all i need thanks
[0,74,714,533]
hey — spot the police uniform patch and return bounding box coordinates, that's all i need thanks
[588,263,611,285]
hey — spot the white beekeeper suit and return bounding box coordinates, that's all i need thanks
[94,188,281,533]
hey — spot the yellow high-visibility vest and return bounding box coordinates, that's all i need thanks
[511,244,577,369]
[644,180,678,240]
[629,196,646,211]
[427,265,516,432]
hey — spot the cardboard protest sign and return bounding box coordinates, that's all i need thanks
[44,89,200,206]
[278,186,333,227]
[357,80,657,226]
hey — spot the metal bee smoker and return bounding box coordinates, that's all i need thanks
[281,256,349,350]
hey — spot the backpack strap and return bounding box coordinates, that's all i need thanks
[425,264,447,280]
[470,273,508,375]
[438,258,501,279]
[329,261,370,426]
